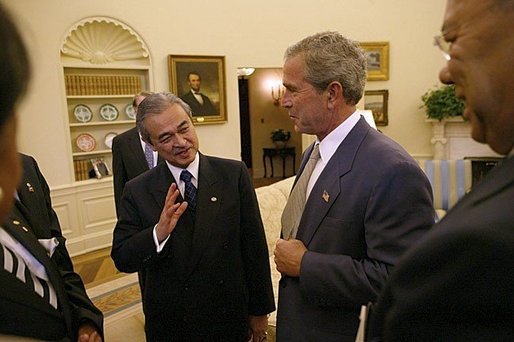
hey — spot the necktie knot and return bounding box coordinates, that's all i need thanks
[180,170,193,183]
[309,144,320,160]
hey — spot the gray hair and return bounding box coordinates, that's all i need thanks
[284,31,367,105]
[136,92,193,144]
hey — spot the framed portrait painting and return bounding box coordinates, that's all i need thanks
[360,42,390,81]
[364,89,389,126]
[168,55,227,124]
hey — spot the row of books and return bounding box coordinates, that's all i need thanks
[73,159,93,181]
[65,75,141,96]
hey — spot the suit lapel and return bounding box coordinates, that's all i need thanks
[298,118,371,246]
[187,154,221,278]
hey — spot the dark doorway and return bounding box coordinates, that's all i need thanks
[238,77,252,170]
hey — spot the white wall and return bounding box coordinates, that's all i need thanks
[6,0,446,188]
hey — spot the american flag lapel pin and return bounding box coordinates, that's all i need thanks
[322,190,330,202]
[26,182,35,192]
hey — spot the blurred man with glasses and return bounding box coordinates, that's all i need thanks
[368,1,514,340]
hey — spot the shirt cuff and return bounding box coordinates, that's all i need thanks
[153,224,170,253]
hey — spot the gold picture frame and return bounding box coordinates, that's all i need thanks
[364,89,389,126]
[168,55,227,125]
[360,42,390,81]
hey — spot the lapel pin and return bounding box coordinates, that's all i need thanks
[322,190,330,203]
[210,197,217,202]
[12,220,20,225]
[26,183,34,192]
[21,226,28,232]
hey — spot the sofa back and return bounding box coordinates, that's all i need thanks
[255,177,294,256]
[415,159,472,212]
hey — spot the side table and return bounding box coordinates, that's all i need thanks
[262,147,296,178]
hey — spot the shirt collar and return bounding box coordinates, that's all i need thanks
[166,152,200,183]
[317,110,360,163]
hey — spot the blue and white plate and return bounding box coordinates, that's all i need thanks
[99,104,119,121]
[125,104,136,120]
[73,104,92,123]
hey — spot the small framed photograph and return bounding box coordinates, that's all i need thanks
[364,89,389,126]
[360,42,389,81]
[90,158,111,179]
[168,55,227,125]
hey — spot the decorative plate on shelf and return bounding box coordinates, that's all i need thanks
[99,104,119,121]
[104,132,118,149]
[125,104,136,120]
[73,104,93,123]
[76,133,96,152]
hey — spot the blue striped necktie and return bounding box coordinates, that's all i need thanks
[180,170,197,213]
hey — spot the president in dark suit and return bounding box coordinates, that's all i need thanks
[273,32,435,341]
[180,72,217,116]
[368,0,514,340]
[112,91,160,216]
[111,92,274,341]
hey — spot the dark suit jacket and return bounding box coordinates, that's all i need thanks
[276,118,435,341]
[0,215,73,341]
[0,155,103,340]
[111,153,275,341]
[180,90,217,116]
[368,155,514,341]
[112,126,162,216]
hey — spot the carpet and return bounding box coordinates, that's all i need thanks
[86,273,277,341]
[87,273,146,341]
[87,273,142,318]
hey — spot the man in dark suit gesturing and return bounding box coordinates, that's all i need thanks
[180,72,217,116]
[111,92,274,341]
[368,1,514,340]
[273,32,435,341]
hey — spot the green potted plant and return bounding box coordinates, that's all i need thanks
[270,128,291,148]
[420,84,465,121]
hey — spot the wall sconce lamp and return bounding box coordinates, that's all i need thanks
[237,67,255,78]
[270,80,284,105]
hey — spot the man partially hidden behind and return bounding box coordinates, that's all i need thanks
[180,72,218,116]
[111,92,274,341]
[112,91,158,216]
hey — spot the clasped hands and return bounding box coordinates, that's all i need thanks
[273,238,308,277]
[155,183,188,242]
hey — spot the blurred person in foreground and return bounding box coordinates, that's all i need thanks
[273,31,435,341]
[0,2,103,341]
[111,92,274,341]
[368,0,514,340]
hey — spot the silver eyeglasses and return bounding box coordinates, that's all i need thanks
[433,35,451,61]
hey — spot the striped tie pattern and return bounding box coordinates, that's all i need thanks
[144,143,154,169]
[281,144,320,239]
[0,240,57,309]
[180,170,197,213]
